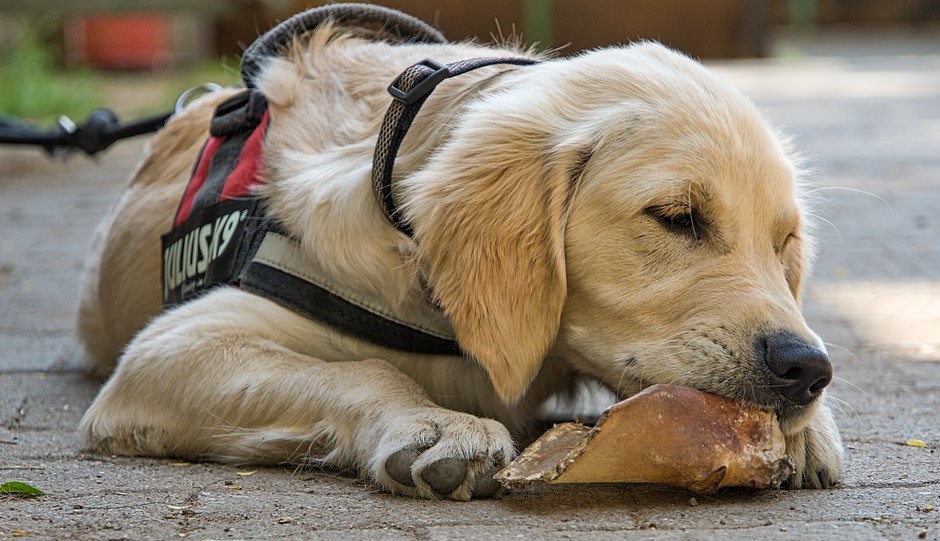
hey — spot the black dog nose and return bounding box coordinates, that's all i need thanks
[763,332,832,405]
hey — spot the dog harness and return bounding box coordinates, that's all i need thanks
[161,87,463,355]
[160,6,539,356]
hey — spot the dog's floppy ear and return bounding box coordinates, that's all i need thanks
[405,113,591,404]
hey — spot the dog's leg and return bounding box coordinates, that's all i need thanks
[784,393,843,488]
[80,289,513,500]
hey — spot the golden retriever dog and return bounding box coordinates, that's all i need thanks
[77,20,843,500]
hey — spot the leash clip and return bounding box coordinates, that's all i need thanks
[387,59,450,105]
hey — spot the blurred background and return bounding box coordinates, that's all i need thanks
[1,0,939,124]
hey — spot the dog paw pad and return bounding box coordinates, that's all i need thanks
[385,448,421,487]
[422,457,467,495]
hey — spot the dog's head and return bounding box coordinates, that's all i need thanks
[404,42,829,435]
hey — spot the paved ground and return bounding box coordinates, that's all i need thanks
[1,30,939,540]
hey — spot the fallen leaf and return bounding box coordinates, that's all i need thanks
[236,471,256,477]
[906,439,928,448]
[12,530,28,537]
[167,505,192,511]
[0,481,44,496]
[225,484,243,490]
[924,505,935,513]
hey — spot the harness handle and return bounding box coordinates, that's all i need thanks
[240,3,447,88]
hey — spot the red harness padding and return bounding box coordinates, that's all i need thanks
[174,109,270,226]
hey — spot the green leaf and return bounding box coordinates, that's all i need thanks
[0,481,44,496]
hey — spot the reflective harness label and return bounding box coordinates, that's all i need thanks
[162,199,258,303]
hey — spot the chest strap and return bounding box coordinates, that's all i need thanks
[241,231,461,356]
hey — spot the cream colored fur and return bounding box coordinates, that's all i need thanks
[78,27,842,499]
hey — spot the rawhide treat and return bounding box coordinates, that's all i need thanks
[495,384,793,494]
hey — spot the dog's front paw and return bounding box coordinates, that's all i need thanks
[784,394,844,488]
[373,408,514,500]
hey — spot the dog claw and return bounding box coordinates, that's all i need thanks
[422,457,467,495]
[818,469,832,489]
[470,463,502,498]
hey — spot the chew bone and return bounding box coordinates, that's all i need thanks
[495,384,794,494]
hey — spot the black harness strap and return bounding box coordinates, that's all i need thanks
[240,231,461,356]
[372,57,540,237]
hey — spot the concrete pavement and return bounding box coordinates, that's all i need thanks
[1,30,939,539]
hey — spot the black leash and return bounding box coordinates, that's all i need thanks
[0,83,221,158]
[0,109,171,158]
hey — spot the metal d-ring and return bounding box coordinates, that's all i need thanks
[174,83,223,115]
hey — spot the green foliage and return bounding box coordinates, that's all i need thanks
[0,26,238,129]
[0,481,45,497]
[0,30,100,124]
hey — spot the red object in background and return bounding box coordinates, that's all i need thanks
[73,14,171,70]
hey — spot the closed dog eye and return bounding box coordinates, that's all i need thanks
[779,233,804,297]
[644,203,706,242]
[776,232,797,255]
